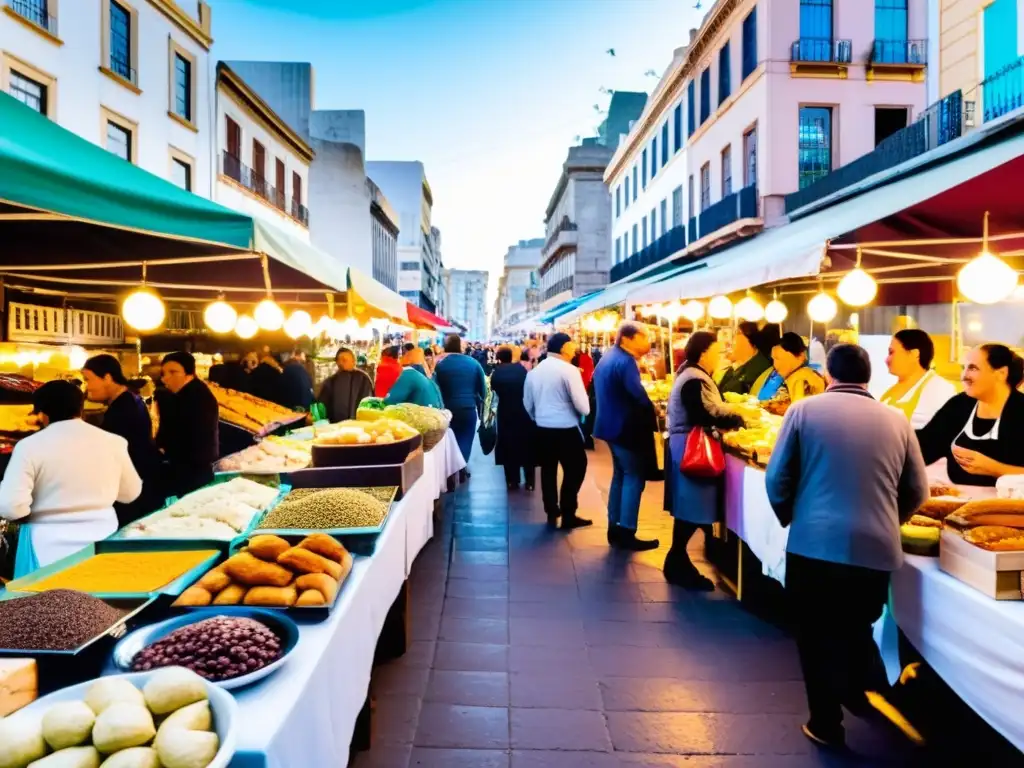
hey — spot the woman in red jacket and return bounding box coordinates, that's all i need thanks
[374,345,402,398]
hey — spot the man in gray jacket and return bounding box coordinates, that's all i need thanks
[765,344,929,750]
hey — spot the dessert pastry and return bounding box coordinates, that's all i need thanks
[298,533,346,563]
[964,525,1024,551]
[277,547,342,580]
[223,552,294,587]
[242,586,298,607]
[247,535,291,561]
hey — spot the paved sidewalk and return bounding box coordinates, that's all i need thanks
[354,443,925,767]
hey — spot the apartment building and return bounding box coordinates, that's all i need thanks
[539,142,616,311]
[605,0,927,283]
[1,0,213,195]
[368,177,399,292]
[443,269,488,341]
[493,238,544,332]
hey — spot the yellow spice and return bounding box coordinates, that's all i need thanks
[23,550,218,593]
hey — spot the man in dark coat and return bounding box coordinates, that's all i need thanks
[156,351,220,498]
[248,353,284,405]
[318,347,373,423]
[433,334,487,473]
[279,349,314,410]
[490,346,536,490]
[593,322,659,551]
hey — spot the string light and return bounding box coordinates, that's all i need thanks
[254,298,285,331]
[680,300,705,323]
[203,300,237,334]
[122,289,165,331]
[735,293,764,322]
[708,295,733,320]
[837,249,878,307]
[957,212,1018,304]
[764,290,788,324]
[284,310,313,339]
[807,291,838,323]
[235,314,259,339]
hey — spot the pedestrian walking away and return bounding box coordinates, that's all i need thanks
[489,345,537,490]
[524,332,592,530]
[433,333,488,476]
[765,343,930,750]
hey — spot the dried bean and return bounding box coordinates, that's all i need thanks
[0,589,130,651]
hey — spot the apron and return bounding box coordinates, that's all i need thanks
[12,524,39,580]
[757,370,786,401]
[881,370,935,423]
[13,515,116,579]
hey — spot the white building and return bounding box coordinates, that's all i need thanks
[1,0,214,195]
[493,238,544,332]
[368,177,399,292]
[539,142,615,311]
[214,63,311,241]
[443,269,488,341]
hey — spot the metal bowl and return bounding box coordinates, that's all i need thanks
[111,607,299,689]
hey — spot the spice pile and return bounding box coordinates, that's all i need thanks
[20,551,218,594]
[256,487,389,530]
[0,590,130,651]
[131,616,284,681]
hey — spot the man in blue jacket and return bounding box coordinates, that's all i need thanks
[592,322,659,551]
[433,334,487,473]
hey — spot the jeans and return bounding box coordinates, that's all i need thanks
[536,426,587,518]
[607,443,646,530]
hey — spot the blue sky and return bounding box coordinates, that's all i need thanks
[212,0,706,303]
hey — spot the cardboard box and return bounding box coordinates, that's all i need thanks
[939,529,1024,600]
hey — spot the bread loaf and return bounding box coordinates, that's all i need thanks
[248,535,291,561]
[243,585,298,607]
[298,533,347,563]
[223,551,294,586]
[945,498,1024,530]
[211,583,247,605]
[294,573,338,603]
[277,547,343,579]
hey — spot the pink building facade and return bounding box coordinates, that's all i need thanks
[606,0,928,282]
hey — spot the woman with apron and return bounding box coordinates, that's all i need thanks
[881,330,956,429]
[916,344,1024,487]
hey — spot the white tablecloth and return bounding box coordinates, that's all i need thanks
[723,456,788,584]
[229,437,459,767]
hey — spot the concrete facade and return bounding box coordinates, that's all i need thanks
[598,90,648,149]
[493,238,544,332]
[539,143,615,311]
[606,0,927,276]
[1,0,214,196]
[368,177,399,292]
[443,269,488,341]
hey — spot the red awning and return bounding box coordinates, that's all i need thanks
[405,302,452,331]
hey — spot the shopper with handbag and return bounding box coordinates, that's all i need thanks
[663,331,744,590]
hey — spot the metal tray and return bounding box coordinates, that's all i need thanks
[111,607,299,689]
[4,547,222,599]
[283,448,424,500]
[0,594,155,657]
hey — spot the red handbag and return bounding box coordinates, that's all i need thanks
[680,427,725,478]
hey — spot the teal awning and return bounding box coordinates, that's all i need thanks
[540,291,601,323]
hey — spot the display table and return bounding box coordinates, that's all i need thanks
[723,455,788,584]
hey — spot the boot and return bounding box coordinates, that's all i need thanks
[607,525,623,546]
[614,528,660,552]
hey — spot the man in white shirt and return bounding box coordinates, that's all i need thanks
[524,332,592,530]
[0,380,142,572]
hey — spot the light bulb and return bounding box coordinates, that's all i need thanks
[284,310,313,339]
[807,291,838,323]
[680,300,705,323]
[735,295,765,322]
[254,298,284,331]
[708,295,733,320]
[836,268,878,307]
[68,345,88,370]
[957,251,1019,304]
[122,289,165,331]
[764,299,788,324]
[203,300,237,334]
[235,314,259,339]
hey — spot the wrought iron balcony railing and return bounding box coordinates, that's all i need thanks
[222,152,309,227]
[6,0,56,34]
[871,39,927,65]
[791,38,852,64]
[978,55,1024,124]
[543,277,574,300]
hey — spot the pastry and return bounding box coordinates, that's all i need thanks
[964,525,1024,551]
[907,514,942,528]
[211,583,247,605]
[296,589,326,607]
[174,586,212,607]
[929,483,960,498]
[945,499,1024,530]
[242,585,298,607]
[196,570,231,593]
[223,552,294,587]
[277,547,343,580]
[247,535,291,561]
[917,496,968,520]
[298,533,346,563]
[294,573,338,603]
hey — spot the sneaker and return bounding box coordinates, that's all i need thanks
[801,722,846,750]
[614,529,660,551]
[865,691,926,746]
[561,515,593,531]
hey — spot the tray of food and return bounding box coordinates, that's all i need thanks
[112,608,299,690]
[0,667,236,768]
[358,402,451,450]
[310,418,422,468]
[214,435,312,475]
[103,477,284,551]
[252,486,397,554]
[5,549,221,600]
[283,449,424,500]
[210,383,307,436]
[0,590,154,657]
[940,498,1024,599]
[172,533,352,618]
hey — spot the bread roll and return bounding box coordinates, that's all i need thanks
[223,551,294,587]
[247,535,291,561]
[211,583,247,605]
[174,586,211,607]
[294,573,338,603]
[917,496,968,521]
[197,570,231,592]
[296,589,326,607]
[298,533,346,563]
[243,585,298,607]
[277,547,342,579]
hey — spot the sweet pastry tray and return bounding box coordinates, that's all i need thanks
[939,528,1024,600]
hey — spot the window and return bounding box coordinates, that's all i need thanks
[661,122,669,164]
[699,68,710,125]
[615,185,621,217]
[641,149,648,189]
[624,176,630,208]
[687,82,695,136]
[641,216,648,248]
[743,124,758,187]
[624,231,629,258]
[742,7,758,79]
[718,43,731,105]
[673,104,682,152]
[672,186,683,227]
[252,140,266,196]
[293,172,303,210]
[800,0,833,41]
[875,1,908,63]
[984,0,1018,79]
[651,137,658,177]
[632,165,638,201]
[275,159,286,209]
[171,158,191,191]
[108,1,133,82]
[721,145,733,196]
[401,262,419,271]
[615,237,621,264]
[650,208,657,242]
[660,199,668,236]
[171,49,193,122]
[875,107,908,146]
[106,121,131,162]
[225,116,241,158]
[798,106,833,189]
[9,71,46,114]
[700,163,711,211]
[687,175,695,218]
[632,223,638,254]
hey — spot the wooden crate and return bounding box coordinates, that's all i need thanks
[939,529,1024,600]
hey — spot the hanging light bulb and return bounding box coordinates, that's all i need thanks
[284,310,313,339]
[735,292,765,322]
[235,314,259,339]
[67,345,88,370]
[122,289,165,331]
[957,213,1018,304]
[807,290,838,323]
[764,291,788,324]
[203,299,237,334]
[708,295,733,320]
[254,298,285,331]
[837,249,878,307]
[680,300,705,323]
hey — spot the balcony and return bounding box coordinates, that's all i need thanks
[977,55,1024,125]
[785,89,968,214]
[544,277,574,300]
[542,216,578,259]
[688,184,760,247]
[790,38,852,78]
[5,0,57,36]
[610,226,686,283]
[221,151,309,227]
[867,39,927,82]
